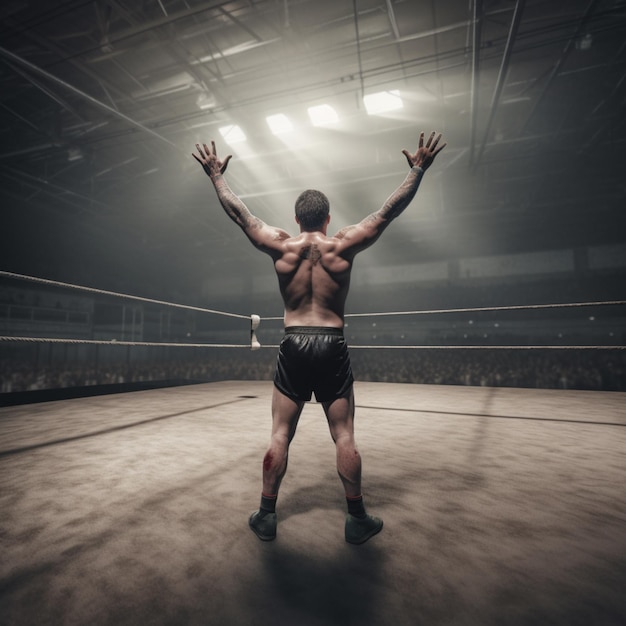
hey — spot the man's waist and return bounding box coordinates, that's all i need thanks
[284,326,344,336]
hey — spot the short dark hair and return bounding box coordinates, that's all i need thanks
[295,189,329,231]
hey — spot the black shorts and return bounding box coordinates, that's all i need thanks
[273,326,354,403]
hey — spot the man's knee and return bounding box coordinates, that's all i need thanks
[269,431,290,449]
[334,431,357,449]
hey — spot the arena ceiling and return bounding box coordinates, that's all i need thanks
[1,0,625,303]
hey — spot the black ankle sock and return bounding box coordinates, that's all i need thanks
[346,495,367,519]
[260,493,277,514]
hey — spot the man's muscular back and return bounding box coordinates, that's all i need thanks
[193,132,446,326]
[274,231,352,328]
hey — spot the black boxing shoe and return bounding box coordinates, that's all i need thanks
[345,513,383,544]
[249,510,277,541]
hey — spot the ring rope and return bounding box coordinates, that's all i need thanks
[0,336,250,348]
[0,270,249,320]
[2,270,623,351]
[0,336,623,350]
[261,344,624,350]
[4,270,623,323]
[348,344,625,350]
[262,299,626,321]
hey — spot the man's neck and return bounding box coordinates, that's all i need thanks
[300,227,327,236]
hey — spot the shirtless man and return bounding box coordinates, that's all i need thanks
[193,131,445,544]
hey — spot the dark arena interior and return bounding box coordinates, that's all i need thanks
[1,2,625,625]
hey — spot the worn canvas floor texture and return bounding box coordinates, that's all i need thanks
[1,381,625,626]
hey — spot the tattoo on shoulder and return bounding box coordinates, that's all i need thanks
[274,230,290,241]
[299,244,321,265]
[335,226,354,240]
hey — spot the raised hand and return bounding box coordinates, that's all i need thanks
[192,141,232,179]
[402,131,446,171]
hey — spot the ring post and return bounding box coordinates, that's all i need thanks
[250,314,261,351]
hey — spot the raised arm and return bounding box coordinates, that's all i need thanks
[192,141,290,257]
[334,131,446,258]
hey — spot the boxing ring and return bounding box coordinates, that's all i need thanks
[1,270,625,625]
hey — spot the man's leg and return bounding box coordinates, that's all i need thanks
[322,388,361,496]
[322,387,383,544]
[249,386,304,541]
[263,386,304,494]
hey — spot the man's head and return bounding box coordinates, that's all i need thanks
[295,189,330,232]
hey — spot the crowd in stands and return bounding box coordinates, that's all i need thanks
[0,351,272,394]
[2,347,624,394]
[349,348,623,390]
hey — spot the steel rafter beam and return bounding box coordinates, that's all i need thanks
[1,15,136,104]
[4,60,87,123]
[63,0,257,61]
[1,166,111,215]
[468,0,483,168]
[217,6,263,42]
[521,0,602,133]
[0,46,177,148]
[101,0,226,101]
[385,0,401,40]
[473,0,526,169]
[0,102,47,135]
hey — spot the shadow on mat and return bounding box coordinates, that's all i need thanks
[260,540,386,625]
[248,472,387,624]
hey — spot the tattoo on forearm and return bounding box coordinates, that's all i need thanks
[214,178,261,230]
[376,168,423,221]
[242,214,263,230]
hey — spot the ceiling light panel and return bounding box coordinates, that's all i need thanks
[266,114,293,134]
[363,90,403,115]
